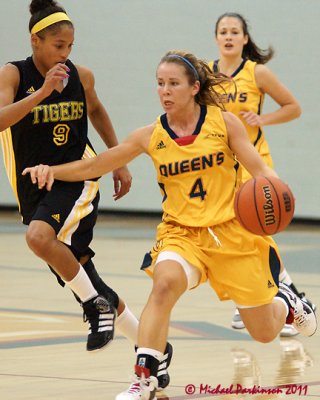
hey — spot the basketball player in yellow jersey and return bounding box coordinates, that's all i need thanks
[209,12,315,336]
[23,50,317,400]
[208,57,272,175]
[210,12,301,182]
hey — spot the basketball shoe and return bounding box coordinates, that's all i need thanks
[232,287,316,337]
[82,295,117,351]
[277,282,317,337]
[116,366,158,400]
[134,342,173,390]
[231,309,245,329]
[157,342,173,390]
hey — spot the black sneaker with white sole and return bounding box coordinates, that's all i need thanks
[82,295,117,351]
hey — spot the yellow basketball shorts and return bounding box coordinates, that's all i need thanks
[146,218,281,307]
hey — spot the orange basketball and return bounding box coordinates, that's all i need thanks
[234,176,295,235]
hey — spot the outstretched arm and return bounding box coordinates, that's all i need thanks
[22,125,153,190]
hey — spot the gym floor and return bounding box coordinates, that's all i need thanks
[0,211,319,399]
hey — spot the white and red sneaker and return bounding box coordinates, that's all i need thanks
[116,366,158,400]
[278,283,317,337]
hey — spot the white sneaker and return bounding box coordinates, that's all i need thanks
[278,283,317,337]
[116,366,158,400]
[231,309,245,329]
[280,324,299,337]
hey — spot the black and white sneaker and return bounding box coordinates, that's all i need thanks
[299,292,316,312]
[82,295,117,351]
[278,283,317,337]
[134,342,173,390]
[157,342,173,390]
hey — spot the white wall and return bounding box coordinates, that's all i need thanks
[1,0,319,218]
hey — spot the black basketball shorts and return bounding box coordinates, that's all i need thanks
[31,180,100,260]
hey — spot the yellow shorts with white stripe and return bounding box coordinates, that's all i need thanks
[146,218,281,307]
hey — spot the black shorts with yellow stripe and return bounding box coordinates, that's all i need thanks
[30,179,100,260]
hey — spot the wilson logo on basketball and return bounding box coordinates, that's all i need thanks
[234,176,295,236]
[262,185,276,226]
[283,192,292,212]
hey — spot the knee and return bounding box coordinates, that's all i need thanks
[26,225,53,257]
[248,329,277,343]
[150,279,182,307]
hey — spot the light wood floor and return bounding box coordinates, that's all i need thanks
[0,212,319,399]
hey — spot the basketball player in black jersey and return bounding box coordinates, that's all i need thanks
[0,0,173,387]
[0,0,132,352]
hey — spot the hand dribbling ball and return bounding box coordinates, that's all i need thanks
[234,176,295,235]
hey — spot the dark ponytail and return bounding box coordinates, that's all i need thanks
[29,0,72,36]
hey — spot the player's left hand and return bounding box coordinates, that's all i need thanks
[112,166,132,200]
[22,164,55,191]
[239,111,263,127]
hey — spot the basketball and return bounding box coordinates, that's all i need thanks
[234,176,295,235]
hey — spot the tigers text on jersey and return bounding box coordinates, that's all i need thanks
[148,105,239,227]
[0,56,96,222]
[208,59,270,156]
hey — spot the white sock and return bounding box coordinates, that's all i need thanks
[137,347,163,361]
[116,304,139,343]
[279,268,293,285]
[65,264,98,302]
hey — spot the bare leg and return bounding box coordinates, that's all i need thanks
[26,220,80,281]
[138,260,188,352]
[239,300,287,343]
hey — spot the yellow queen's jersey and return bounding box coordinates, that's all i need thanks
[148,105,239,227]
[208,59,270,156]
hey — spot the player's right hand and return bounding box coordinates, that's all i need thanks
[40,63,69,97]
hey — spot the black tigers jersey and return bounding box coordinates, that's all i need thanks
[0,56,96,221]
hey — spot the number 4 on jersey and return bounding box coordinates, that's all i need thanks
[189,178,207,201]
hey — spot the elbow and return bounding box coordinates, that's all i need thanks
[283,103,302,122]
[293,103,302,119]
[296,105,302,118]
[0,113,10,132]
[0,122,8,132]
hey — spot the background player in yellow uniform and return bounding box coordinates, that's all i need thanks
[23,50,317,400]
[209,12,315,336]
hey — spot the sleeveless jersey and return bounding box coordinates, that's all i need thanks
[208,59,270,156]
[148,105,239,227]
[0,56,96,220]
